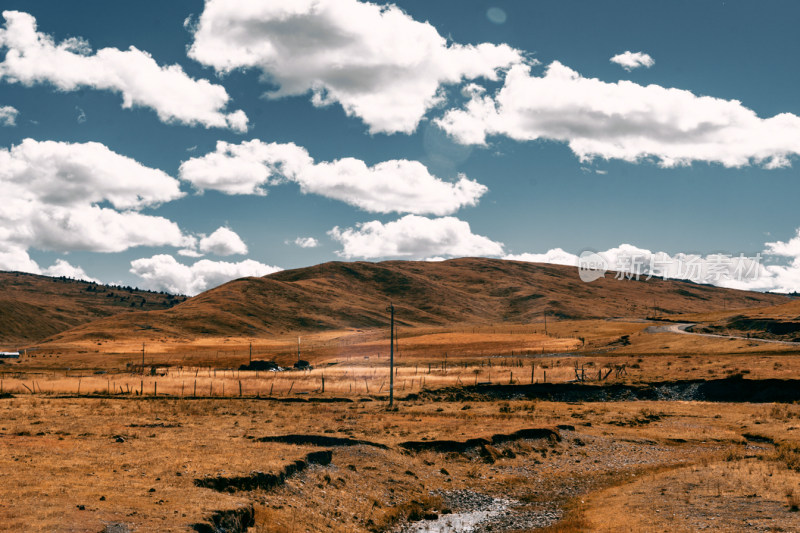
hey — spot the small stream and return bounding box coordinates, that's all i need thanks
[401,492,511,533]
[403,509,503,532]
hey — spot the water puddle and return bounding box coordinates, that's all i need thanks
[401,491,510,533]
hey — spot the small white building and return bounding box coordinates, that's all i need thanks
[0,351,20,359]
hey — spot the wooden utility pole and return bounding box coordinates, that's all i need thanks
[141,342,145,375]
[297,337,301,362]
[249,342,252,365]
[387,302,395,407]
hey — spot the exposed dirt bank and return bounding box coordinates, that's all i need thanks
[408,376,800,403]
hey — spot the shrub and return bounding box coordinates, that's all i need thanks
[775,441,800,471]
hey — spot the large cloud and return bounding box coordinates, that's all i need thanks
[130,254,281,295]
[179,140,487,215]
[40,258,98,282]
[188,0,521,134]
[506,238,800,294]
[437,61,800,168]
[0,139,191,260]
[329,214,504,259]
[0,10,247,131]
[0,243,97,282]
[757,229,800,293]
[509,244,765,286]
[504,248,581,267]
[766,228,800,259]
[0,244,41,273]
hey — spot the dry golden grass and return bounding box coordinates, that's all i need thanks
[4,261,800,531]
[29,320,628,366]
[6,318,800,399]
[613,329,799,355]
[4,306,800,531]
[584,457,800,532]
[1,394,799,531]
[665,298,800,324]
[0,271,183,348]
[0,398,317,531]
[660,298,800,343]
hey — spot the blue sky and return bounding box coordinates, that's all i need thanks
[1,0,800,294]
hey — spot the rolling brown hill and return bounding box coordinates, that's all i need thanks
[0,271,187,347]
[667,298,800,342]
[37,258,790,345]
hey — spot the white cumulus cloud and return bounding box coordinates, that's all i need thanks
[755,229,800,293]
[504,248,581,267]
[0,244,41,273]
[130,254,282,295]
[0,104,17,125]
[765,228,800,258]
[188,0,521,134]
[436,61,800,169]
[610,51,654,71]
[329,214,504,259]
[0,243,97,282]
[505,237,800,294]
[179,139,487,215]
[0,10,247,131]
[41,258,98,282]
[293,237,319,248]
[198,226,248,256]
[0,138,191,259]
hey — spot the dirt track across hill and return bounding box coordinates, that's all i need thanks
[646,322,800,345]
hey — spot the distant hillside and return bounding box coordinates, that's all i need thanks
[0,271,187,347]
[668,298,800,342]
[38,258,790,345]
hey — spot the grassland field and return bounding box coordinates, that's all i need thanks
[3,317,800,532]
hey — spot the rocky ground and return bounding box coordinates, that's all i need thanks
[385,428,719,532]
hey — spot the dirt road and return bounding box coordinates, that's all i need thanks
[647,322,800,345]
